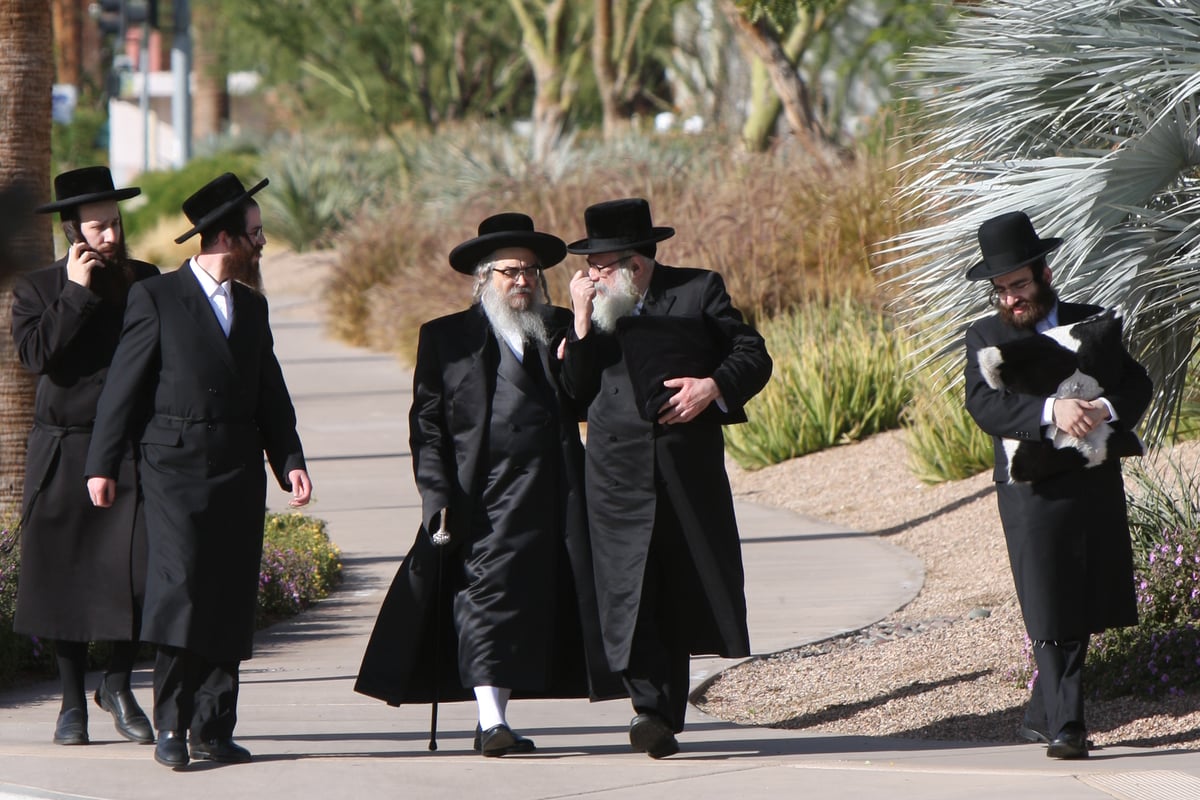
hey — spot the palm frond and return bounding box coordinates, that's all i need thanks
[886,0,1200,444]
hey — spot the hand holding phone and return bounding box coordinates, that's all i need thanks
[66,239,101,287]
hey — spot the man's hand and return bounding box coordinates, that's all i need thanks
[87,476,116,508]
[658,376,721,425]
[1052,398,1110,439]
[66,241,102,288]
[569,269,596,339]
[288,469,313,507]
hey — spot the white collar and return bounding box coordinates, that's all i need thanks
[189,257,230,298]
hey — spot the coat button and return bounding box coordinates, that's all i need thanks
[207,424,216,431]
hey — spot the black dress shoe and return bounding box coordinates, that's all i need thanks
[1017,724,1050,744]
[477,724,535,757]
[53,708,88,745]
[190,737,252,764]
[1046,724,1089,759]
[94,684,154,743]
[154,731,189,769]
[629,712,679,759]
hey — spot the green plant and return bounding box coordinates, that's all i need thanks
[902,363,992,484]
[724,297,912,470]
[122,149,262,242]
[257,511,343,627]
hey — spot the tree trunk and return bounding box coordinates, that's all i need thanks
[0,1,54,516]
[191,2,230,143]
[593,0,620,139]
[718,0,824,149]
[50,0,81,86]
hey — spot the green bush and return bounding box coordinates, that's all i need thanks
[0,510,341,689]
[724,297,912,470]
[121,149,262,238]
[257,511,343,627]
[1085,458,1200,698]
[902,364,993,484]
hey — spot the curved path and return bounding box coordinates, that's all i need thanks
[0,258,1198,799]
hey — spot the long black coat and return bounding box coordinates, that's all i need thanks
[964,301,1152,640]
[10,258,158,641]
[560,264,772,670]
[85,263,306,662]
[355,304,621,705]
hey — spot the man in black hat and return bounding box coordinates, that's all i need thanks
[963,210,1152,759]
[84,172,312,769]
[561,198,771,758]
[355,213,621,756]
[10,166,158,747]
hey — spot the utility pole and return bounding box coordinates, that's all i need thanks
[172,0,192,166]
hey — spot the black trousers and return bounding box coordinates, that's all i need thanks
[621,493,698,734]
[1024,637,1088,736]
[153,645,240,740]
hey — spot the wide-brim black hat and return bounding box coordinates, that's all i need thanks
[967,210,1062,281]
[35,166,140,214]
[566,198,674,254]
[174,172,269,244]
[448,212,567,275]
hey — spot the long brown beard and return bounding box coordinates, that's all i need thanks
[998,280,1058,330]
[228,238,263,292]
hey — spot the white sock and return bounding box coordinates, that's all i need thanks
[474,685,512,730]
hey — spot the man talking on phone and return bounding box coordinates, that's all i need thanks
[10,166,159,747]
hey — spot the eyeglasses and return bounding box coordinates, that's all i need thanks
[586,255,634,276]
[991,277,1034,298]
[492,265,542,280]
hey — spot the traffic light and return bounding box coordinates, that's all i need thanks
[91,0,158,36]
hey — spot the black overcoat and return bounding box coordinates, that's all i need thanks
[10,258,158,641]
[84,263,306,662]
[560,264,772,670]
[964,301,1152,640]
[354,304,622,705]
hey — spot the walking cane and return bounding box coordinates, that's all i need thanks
[429,524,452,751]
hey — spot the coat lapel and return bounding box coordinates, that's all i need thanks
[641,264,678,317]
[173,262,238,374]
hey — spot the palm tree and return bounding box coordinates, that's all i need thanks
[890,0,1200,443]
[0,1,54,515]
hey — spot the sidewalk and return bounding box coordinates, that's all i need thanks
[1,262,1199,799]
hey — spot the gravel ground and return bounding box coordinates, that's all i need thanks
[695,430,1200,749]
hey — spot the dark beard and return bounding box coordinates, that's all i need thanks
[998,280,1057,329]
[90,240,135,306]
[228,238,263,292]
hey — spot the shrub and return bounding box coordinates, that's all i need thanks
[325,124,912,361]
[902,363,992,484]
[1086,458,1200,697]
[0,510,341,689]
[724,296,912,470]
[257,511,343,627]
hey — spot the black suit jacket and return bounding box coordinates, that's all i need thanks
[562,263,772,668]
[85,263,306,661]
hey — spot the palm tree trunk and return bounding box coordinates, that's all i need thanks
[0,1,54,515]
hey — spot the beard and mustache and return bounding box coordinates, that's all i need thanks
[227,233,264,292]
[997,278,1058,330]
[87,237,136,305]
[480,280,548,346]
[591,266,641,333]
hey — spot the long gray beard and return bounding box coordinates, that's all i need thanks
[592,268,641,333]
[480,283,548,345]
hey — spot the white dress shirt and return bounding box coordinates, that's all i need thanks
[189,258,233,338]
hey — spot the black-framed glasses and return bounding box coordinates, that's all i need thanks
[587,255,634,276]
[493,265,542,280]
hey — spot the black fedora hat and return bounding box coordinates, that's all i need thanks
[174,172,269,244]
[448,212,567,275]
[967,211,1062,281]
[35,166,140,214]
[566,198,674,255]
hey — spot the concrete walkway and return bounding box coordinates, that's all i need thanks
[1,267,1199,799]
